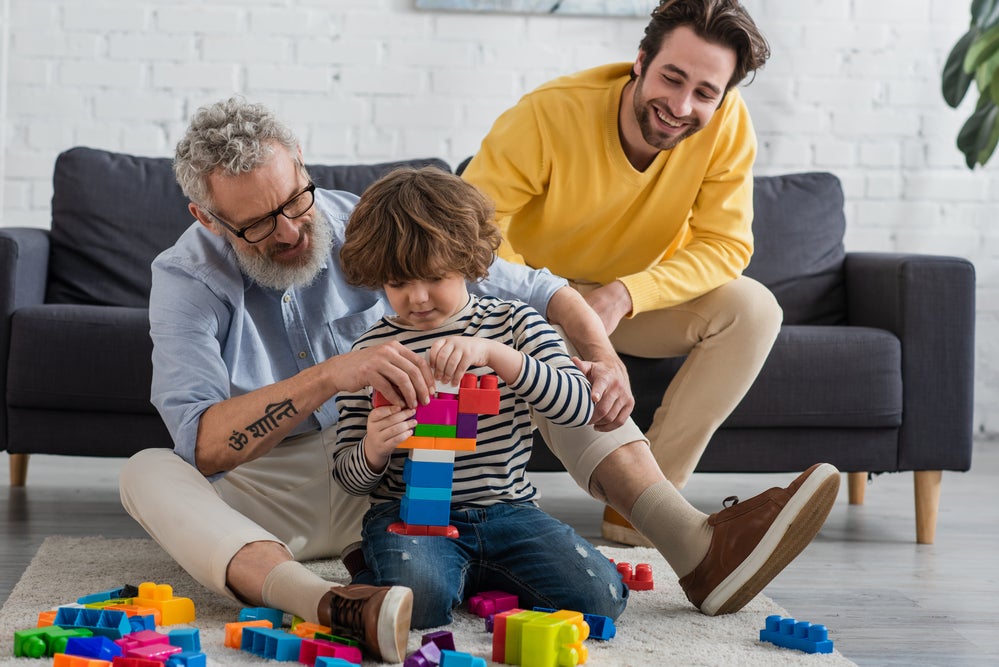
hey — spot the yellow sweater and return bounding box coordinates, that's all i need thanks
[462,63,757,316]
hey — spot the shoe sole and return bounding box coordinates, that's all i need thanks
[377,585,413,662]
[700,463,841,616]
[601,520,655,547]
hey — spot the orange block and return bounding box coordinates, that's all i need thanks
[397,435,436,450]
[435,437,476,451]
[37,610,57,627]
[289,621,331,638]
[53,653,111,667]
[223,620,272,648]
[133,583,195,626]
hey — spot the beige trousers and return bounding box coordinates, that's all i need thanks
[119,431,368,602]
[556,275,782,489]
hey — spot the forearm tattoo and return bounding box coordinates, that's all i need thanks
[227,399,300,450]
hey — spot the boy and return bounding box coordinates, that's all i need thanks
[333,167,628,629]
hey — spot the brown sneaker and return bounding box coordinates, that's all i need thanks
[679,463,840,616]
[601,506,654,547]
[328,583,412,662]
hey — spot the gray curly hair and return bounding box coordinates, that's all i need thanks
[174,96,299,207]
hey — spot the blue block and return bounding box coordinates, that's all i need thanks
[759,615,833,654]
[169,628,201,652]
[128,614,157,632]
[315,658,356,667]
[242,626,301,661]
[239,606,284,627]
[54,606,131,639]
[439,649,487,667]
[64,636,123,661]
[400,496,450,525]
[406,485,452,501]
[166,650,208,667]
[404,458,455,488]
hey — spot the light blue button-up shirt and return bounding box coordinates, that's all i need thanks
[149,188,567,472]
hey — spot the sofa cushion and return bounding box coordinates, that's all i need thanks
[46,146,452,309]
[7,304,156,414]
[746,172,847,325]
[623,325,902,430]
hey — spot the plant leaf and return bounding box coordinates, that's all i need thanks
[944,30,977,106]
[957,99,999,167]
[964,23,999,73]
[980,107,999,164]
[974,0,999,29]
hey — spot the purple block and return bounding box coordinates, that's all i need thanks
[455,413,478,439]
[403,641,441,667]
[422,630,456,652]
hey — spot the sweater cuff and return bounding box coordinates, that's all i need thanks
[618,273,663,317]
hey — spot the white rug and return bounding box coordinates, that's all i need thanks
[0,536,856,666]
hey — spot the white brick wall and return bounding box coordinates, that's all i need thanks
[0,0,995,436]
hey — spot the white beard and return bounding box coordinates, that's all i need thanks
[232,210,333,291]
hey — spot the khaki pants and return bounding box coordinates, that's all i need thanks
[543,276,781,490]
[119,431,367,602]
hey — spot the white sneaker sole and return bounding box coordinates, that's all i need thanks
[377,585,413,662]
[700,463,841,616]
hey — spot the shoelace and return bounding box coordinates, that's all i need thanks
[330,594,366,638]
[723,495,740,507]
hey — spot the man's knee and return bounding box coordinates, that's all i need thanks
[729,276,783,335]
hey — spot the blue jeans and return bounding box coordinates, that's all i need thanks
[353,501,629,629]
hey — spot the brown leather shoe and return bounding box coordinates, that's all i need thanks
[328,583,412,662]
[679,463,840,616]
[601,506,654,547]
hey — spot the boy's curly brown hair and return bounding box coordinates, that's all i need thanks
[340,166,502,289]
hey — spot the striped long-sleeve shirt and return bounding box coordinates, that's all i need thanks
[332,294,593,506]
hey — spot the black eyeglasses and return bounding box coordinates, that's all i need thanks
[205,179,317,244]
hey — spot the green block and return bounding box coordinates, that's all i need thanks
[414,424,457,438]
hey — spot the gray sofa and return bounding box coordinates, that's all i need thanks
[1,147,976,545]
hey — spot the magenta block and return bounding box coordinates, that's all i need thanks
[415,397,458,426]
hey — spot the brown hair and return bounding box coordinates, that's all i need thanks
[341,167,501,289]
[637,0,770,90]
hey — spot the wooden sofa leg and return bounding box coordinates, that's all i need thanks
[8,453,30,486]
[914,470,942,545]
[847,472,867,505]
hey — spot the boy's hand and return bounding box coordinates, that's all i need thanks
[427,336,493,385]
[363,405,416,472]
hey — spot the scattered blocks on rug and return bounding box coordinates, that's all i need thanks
[64,635,123,661]
[132,583,195,626]
[613,561,654,591]
[759,615,834,654]
[54,607,132,639]
[439,649,487,666]
[239,606,284,627]
[534,607,616,641]
[422,630,456,652]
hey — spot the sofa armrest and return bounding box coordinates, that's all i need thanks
[1,227,50,451]
[844,252,976,471]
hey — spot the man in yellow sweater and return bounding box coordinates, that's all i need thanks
[463,0,787,546]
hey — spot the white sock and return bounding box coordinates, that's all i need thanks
[261,560,335,624]
[629,480,713,578]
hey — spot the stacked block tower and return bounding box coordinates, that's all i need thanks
[373,373,501,538]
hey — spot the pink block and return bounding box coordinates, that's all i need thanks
[415,397,459,426]
[468,590,518,618]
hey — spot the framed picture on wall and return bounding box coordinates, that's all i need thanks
[415,1,656,17]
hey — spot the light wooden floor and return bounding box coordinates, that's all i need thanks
[3,442,998,666]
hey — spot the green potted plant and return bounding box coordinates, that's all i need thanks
[942,0,999,167]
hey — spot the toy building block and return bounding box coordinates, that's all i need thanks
[241,626,302,661]
[223,619,272,648]
[54,607,132,639]
[455,413,478,439]
[125,644,182,662]
[490,608,523,663]
[468,591,519,619]
[52,654,112,667]
[313,631,360,648]
[115,629,170,652]
[77,586,139,605]
[522,614,586,667]
[404,458,455,487]
[132,583,195,626]
[415,396,459,426]
[456,374,500,415]
[104,604,162,628]
[534,607,614,641]
[168,628,201,652]
[64,636,124,661]
[759,615,833,654]
[615,562,654,591]
[37,609,58,627]
[314,658,357,667]
[239,606,284,627]
[439,650,487,667]
[289,621,332,638]
[125,615,157,633]
[165,651,207,667]
[15,627,94,658]
[298,637,363,666]
[111,657,161,667]
[503,610,549,665]
[403,641,441,667]
[434,437,476,451]
[422,630,456,652]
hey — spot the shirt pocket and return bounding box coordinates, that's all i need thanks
[327,303,387,354]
